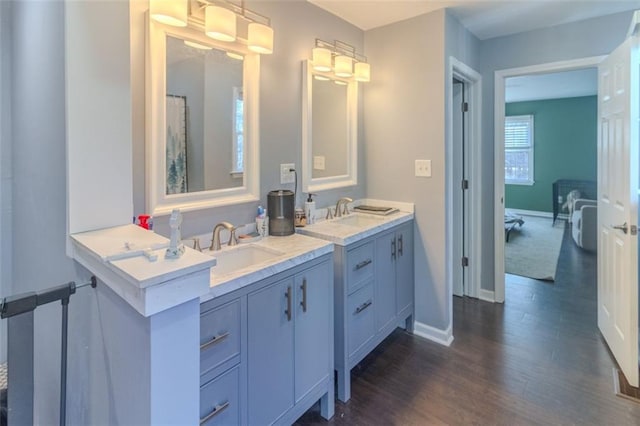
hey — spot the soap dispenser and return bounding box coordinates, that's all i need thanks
[305,193,316,225]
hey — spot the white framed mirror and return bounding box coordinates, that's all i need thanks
[146,15,260,216]
[302,60,358,193]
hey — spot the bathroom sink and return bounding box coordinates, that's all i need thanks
[207,244,284,276]
[332,214,385,227]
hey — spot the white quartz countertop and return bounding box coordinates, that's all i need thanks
[201,233,334,303]
[71,224,216,288]
[297,209,414,246]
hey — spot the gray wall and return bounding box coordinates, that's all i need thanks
[365,10,449,330]
[0,0,12,363]
[132,0,367,237]
[6,0,97,422]
[478,11,633,292]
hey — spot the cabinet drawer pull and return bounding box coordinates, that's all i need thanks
[285,286,292,321]
[355,259,372,270]
[300,279,308,313]
[398,234,404,256]
[200,331,230,351]
[354,300,373,315]
[200,400,230,424]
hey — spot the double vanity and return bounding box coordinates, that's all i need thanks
[192,201,414,424]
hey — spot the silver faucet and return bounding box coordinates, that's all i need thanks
[209,222,237,251]
[334,197,353,218]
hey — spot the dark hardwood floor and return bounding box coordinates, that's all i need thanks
[297,223,640,425]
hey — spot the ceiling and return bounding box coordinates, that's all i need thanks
[307,0,639,40]
[505,68,597,103]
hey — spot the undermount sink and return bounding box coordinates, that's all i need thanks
[207,244,284,276]
[331,214,385,227]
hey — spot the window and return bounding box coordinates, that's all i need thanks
[505,114,534,185]
[231,86,244,176]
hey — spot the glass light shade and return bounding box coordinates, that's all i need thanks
[205,6,236,42]
[184,40,212,50]
[334,55,352,77]
[354,61,371,82]
[313,75,330,81]
[312,48,332,72]
[248,22,274,54]
[150,0,188,27]
[334,80,347,86]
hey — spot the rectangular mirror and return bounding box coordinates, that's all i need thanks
[147,15,260,216]
[302,60,357,193]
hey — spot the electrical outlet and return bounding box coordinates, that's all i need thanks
[280,163,295,184]
[415,159,431,177]
[313,156,325,170]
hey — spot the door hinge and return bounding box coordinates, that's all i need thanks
[632,225,638,236]
[461,257,469,267]
[462,102,469,112]
[461,179,469,190]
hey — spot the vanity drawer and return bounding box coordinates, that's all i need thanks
[200,300,241,379]
[200,366,240,426]
[347,282,375,358]
[346,242,374,293]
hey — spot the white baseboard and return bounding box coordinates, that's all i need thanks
[479,288,495,302]
[413,321,454,347]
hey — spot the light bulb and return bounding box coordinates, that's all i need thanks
[150,0,188,27]
[334,55,352,78]
[312,48,332,72]
[248,22,274,54]
[354,62,370,82]
[205,6,236,42]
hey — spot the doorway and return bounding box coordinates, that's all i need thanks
[452,78,469,297]
[447,57,482,312]
[493,56,606,302]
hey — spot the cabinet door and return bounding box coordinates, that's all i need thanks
[294,262,331,402]
[247,278,294,425]
[396,223,414,315]
[375,230,397,332]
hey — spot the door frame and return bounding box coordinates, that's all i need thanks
[447,57,482,304]
[493,55,606,302]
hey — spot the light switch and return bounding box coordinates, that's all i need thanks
[415,159,431,177]
[313,156,326,170]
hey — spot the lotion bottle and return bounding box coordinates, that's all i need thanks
[305,193,316,225]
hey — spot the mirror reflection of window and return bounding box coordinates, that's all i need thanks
[232,87,244,176]
[165,35,244,193]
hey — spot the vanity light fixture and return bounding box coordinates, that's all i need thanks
[150,0,274,55]
[310,39,370,82]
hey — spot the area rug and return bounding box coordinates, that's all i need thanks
[505,214,564,281]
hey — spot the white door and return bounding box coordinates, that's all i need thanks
[597,17,639,387]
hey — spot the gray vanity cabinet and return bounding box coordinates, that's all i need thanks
[395,223,414,322]
[376,222,414,333]
[334,220,414,402]
[247,260,333,425]
[199,255,334,426]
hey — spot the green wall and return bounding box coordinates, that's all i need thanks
[505,95,597,212]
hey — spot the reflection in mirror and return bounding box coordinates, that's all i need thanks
[165,36,244,194]
[302,60,357,193]
[146,17,260,216]
[311,78,347,179]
